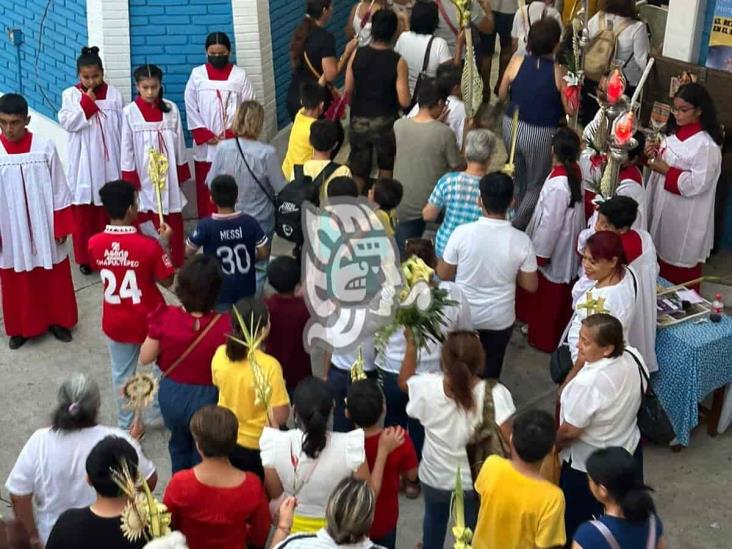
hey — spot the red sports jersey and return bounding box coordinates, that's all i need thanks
[88,226,175,343]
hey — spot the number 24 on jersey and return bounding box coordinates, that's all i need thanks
[101,269,143,305]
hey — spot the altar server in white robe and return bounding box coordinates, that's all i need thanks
[185,31,255,217]
[567,231,637,366]
[58,47,123,274]
[574,196,659,371]
[121,64,191,267]
[580,132,647,230]
[0,94,78,349]
[647,83,723,292]
[519,127,585,353]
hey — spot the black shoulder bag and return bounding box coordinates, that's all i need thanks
[408,36,436,112]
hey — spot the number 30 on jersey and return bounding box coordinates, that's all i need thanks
[101,269,143,304]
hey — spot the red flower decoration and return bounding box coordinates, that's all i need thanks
[607,69,625,105]
[563,85,581,114]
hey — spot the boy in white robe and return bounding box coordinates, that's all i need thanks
[58,46,124,274]
[0,94,78,349]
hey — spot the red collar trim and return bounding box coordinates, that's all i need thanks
[675,122,703,142]
[619,165,642,185]
[75,82,108,100]
[134,96,164,122]
[620,230,642,264]
[0,131,33,154]
[550,163,580,179]
[205,63,234,81]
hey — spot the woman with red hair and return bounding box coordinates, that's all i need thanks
[564,231,638,369]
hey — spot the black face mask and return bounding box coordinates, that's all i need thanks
[208,55,229,69]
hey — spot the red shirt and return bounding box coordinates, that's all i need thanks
[147,305,231,384]
[88,226,175,343]
[264,294,311,390]
[163,469,271,549]
[365,432,419,539]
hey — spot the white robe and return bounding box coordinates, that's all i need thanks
[526,172,585,284]
[573,230,659,371]
[120,100,188,215]
[58,85,123,206]
[184,65,255,163]
[0,135,71,271]
[648,130,722,267]
[567,266,638,362]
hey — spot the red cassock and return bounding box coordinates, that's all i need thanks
[0,132,78,337]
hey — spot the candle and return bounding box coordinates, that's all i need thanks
[614,111,636,145]
[607,69,625,105]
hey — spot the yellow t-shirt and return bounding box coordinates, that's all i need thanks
[374,208,397,236]
[211,346,290,449]
[282,110,317,178]
[473,456,566,549]
[289,160,352,203]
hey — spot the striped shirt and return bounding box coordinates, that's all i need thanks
[275,529,385,548]
[428,171,483,257]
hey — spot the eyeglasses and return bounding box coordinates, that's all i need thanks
[671,106,695,114]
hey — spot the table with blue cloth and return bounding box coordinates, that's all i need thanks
[652,312,732,446]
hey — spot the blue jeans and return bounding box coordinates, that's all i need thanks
[422,483,478,549]
[327,366,378,432]
[107,338,160,429]
[379,369,425,459]
[158,377,219,473]
[394,218,426,260]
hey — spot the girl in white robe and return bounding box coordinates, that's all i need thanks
[567,231,638,364]
[121,64,191,267]
[574,196,659,371]
[58,47,123,274]
[0,94,78,346]
[521,127,585,352]
[184,32,255,217]
[647,83,723,292]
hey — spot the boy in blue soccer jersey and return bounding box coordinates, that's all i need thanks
[186,175,269,309]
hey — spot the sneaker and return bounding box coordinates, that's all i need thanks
[48,325,73,342]
[79,264,93,275]
[8,335,28,350]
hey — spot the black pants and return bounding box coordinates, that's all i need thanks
[477,326,514,380]
[229,444,264,481]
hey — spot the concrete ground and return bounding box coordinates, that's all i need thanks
[2,61,732,548]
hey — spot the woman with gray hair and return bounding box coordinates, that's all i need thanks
[4,374,157,547]
[270,477,381,548]
[422,129,498,258]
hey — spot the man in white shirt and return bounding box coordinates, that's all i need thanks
[437,172,538,379]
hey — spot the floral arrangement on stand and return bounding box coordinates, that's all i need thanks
[374,256,455,354]
[112,460,172,543]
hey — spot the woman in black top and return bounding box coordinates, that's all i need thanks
[286,0,357,121]
[345,9,411,193]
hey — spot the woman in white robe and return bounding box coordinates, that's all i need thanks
[647,83,723,291]
[574,196,659,371]
[520,127,585,353]
[121,64,191,267]
[184,32,255,217]
[58,47,123,273]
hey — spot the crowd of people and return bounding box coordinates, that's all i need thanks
[0,0,723,548]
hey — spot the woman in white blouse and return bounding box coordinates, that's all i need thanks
[557,313,647,540]
[394,1,452,97]
[565,231,637,369]
[581,0,650,124]
[260,377,401,535]
[401,331,515,549]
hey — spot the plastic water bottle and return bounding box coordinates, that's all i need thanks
[712,294,724,313]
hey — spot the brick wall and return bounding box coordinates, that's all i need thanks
[0,0,88,119]
[269,0,355,129]
[128,0,236,144]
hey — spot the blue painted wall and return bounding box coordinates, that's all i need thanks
[128,0,236,144]
[0,0,87,120]
[699,0,718,65]
[269,0,355,128]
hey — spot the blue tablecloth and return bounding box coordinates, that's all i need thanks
[652,314,732,445]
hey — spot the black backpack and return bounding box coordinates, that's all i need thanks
[274,162,339,243]
[235,138,339,244]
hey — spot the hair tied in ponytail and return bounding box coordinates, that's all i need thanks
[68,402,80,416]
